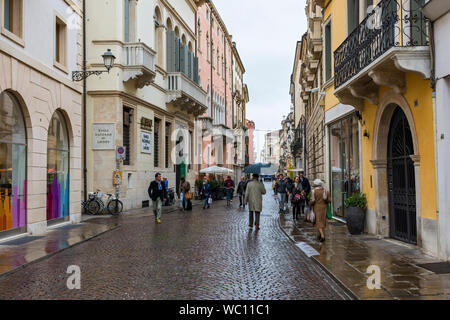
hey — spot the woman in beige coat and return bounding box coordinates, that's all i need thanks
[244,174,266,230]
[310,179,330,242]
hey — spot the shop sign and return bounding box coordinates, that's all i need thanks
[92,123,115,150]
[141,117,153,131]
[141,131,152,154]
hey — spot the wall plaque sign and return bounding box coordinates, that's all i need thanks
[92,123,115,150]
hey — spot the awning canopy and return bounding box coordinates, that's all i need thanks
[199,166,233,175]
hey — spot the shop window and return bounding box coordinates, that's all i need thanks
[47,111,69,222]
[329,113,360,218]
[0,91,26,232]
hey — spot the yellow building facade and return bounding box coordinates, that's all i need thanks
[318,0,438,256]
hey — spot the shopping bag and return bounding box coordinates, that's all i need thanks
[307,207,316,224]
[208,197,212,205]
[326,203,332,220]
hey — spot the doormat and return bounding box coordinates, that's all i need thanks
[329,221,346,227]
[0,236,44,246]
[417,262,450,274]
[55,224,83,231]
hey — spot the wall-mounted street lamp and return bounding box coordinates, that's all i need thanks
[72,49,116,82]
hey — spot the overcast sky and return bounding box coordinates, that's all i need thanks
[214,0,307,162]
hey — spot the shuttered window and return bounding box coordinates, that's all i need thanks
[123,107,132,166]
[325,22,332,81]
[154,118,160,168]
[165,122,170,168]
[347,0,359,35]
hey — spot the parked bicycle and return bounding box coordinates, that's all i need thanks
[82,190,123,215]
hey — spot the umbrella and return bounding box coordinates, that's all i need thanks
[200,166,233,175]
[243,163,271,174]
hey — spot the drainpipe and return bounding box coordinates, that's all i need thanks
[82,0,87,204]
[428,20,440,256]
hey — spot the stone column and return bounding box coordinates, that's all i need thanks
[370,159,389,238]
[411,154,422,247]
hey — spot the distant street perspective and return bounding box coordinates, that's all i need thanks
[0,183,349,300]
[0,0,449,303]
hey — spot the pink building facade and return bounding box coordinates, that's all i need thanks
[196,1,234,172]
[246,120,256,165]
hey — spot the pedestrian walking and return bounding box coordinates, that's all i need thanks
[223,176,235,206]
[179,177,191,211]
[148,172,167,224]
[310,179,330,242]
[298,170,311,218]
[285,176,293,213]
[290,176,303,221]
[237,176,248,208]
[200,178,211,209]
[273,174,288,213]
[244,173,266,231]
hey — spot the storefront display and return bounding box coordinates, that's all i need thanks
[46,111,69,222]
[0,92,27,233]
[329,113,360,218]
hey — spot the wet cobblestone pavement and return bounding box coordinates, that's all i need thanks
[0,183,349,300]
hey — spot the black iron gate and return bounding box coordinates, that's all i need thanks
[387,107,417,244]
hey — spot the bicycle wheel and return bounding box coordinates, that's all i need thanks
[87,199,101,215]
[107,199,123,215]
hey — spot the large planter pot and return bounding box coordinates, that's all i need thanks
[346,207,365,235]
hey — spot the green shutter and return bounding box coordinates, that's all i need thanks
[347,0,359,34]
[124,0,129,42]
[325,23,332,81]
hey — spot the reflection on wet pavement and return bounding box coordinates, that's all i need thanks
[279,207,450,300]
[0,220,119,278]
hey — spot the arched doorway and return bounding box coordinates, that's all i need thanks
[0,91,27,234]
[387,106,417,244]
[47,111,70,223]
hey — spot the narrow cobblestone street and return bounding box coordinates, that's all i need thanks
[0,183,349,300]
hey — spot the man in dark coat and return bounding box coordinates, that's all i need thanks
[148,172,167,223]
[237,176,248,208]
[273,174,288,213]
[298,170,311,217]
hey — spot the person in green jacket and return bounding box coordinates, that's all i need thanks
[244,173,267,231]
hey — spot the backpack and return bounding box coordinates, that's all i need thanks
[226,180,232,188]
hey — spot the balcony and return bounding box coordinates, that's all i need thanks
[167,72,208,117]
[123,43,156,89]
[333,0,430,109]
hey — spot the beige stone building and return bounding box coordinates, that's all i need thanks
[301,0,325,182]
[85,0,207,210]
[0,0,83,236]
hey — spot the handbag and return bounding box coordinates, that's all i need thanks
[185,192,193,200]
[208,196,212,204]
[326,203,332,220]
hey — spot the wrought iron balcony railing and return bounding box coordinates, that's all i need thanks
[334,0,428,89]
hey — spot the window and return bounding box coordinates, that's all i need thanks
[123,107,133,166]
[347,0,360,35]
[2,0,23,43]
[55,16,67,68]
[206,8,209,20]
[154,118,161,168]
[47,111,70,222]
[206,32,210,61]
[0,91,26,232]
[324,21,332,82]
[165,122,171,168]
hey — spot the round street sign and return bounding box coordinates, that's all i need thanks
[117,147,125,155]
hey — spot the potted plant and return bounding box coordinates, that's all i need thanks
[344,193,367,235]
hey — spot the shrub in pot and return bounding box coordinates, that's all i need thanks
[344,193,367,235]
